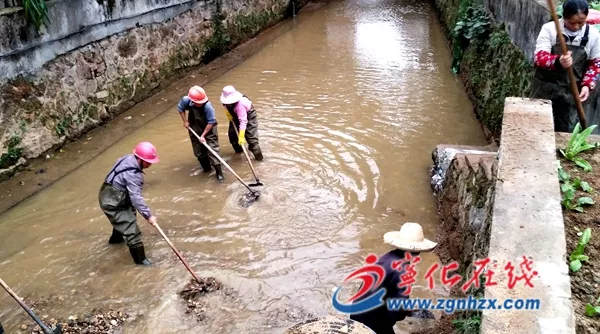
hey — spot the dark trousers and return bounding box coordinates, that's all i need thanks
[228,111,261,156]
[98,183,143,248]
[350,311,396,334]
[189,126,220,169]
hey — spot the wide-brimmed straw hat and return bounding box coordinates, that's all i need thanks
[220,85,243,105]
[383,222,437,252]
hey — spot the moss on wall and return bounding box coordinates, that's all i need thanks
[434,0,532,140]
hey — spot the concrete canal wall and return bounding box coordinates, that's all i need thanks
[0,0,308,179]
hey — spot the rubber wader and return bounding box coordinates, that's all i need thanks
[187,103,223,181]
[98,158,151,265]
[226,96,263,161]
[530,24,590,132]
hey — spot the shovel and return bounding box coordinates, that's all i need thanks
[0,278,62,334]
[188,128,260,202]
[230,122,263,187]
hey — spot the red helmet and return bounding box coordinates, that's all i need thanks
[133,142,160,164]
[188,85,208,104]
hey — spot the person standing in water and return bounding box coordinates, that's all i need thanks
[530,0,600,132]
[98,142,159,266]
[220,85,264,161]
[178,85,224,182]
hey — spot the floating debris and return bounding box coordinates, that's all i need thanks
[179,277,222,300]
[238,191,260,208]
[19,308,130,334]
[178,277,223,323]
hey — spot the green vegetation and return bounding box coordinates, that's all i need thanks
[0,136,23,169]
[569,227,591,272]
[559,124,600,172]
[558,163,595,212]
[438,0,531,137]
[22,0,50,31]
[452,313,481,334]
[586,296,600,317]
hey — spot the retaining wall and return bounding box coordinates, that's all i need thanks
[0,0,305,179]
[430,97,576,333]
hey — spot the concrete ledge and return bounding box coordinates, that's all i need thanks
[481,97,575,334]
[430,144,498,195]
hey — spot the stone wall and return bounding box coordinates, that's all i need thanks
[0,0,304,178]
[484,0,549,61]
[430,144,497,288]
[429,99,578,333]
[425,144,497,333]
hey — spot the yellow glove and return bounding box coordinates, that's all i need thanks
[238,129,246,145]
[225,110,233,122]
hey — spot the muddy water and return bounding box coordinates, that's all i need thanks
[0,0,487,332]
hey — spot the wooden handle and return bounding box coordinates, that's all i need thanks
[0,278,55,334]
[153,224,203,283]
[231,122,261,182]
[187,128,255,193]
[547,0,588,129]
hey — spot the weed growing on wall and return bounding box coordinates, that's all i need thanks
[442,0,532,138]
[451,0,490,73]
[22,0,50,32]
[0,136,23,169]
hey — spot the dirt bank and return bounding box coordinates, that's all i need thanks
[0,1,328,216]
[556,133,600,334]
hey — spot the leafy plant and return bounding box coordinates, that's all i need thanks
[558,164,595,212]
[569,228,591,272]
[586,296,600,317]
[559,123,599,172]
[0,136,23,169]
[454,14,490,41]
[451,3,491,73]
[562,185,595,212]
[22,0,51,32]
[452,314,481,334]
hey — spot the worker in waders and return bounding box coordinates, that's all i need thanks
[530,0,600,132]
[178,86,224,182]
[349,222,437,334]
[99,142,159,266]
[220,85,263,161]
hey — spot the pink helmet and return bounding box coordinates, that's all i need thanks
[133,142,160,164]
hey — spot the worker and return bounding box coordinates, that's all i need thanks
[530,0,600,132]
[178,85,224,182]
[98,142,159,266]
[220,85,263,161]
[349,222,437,334]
